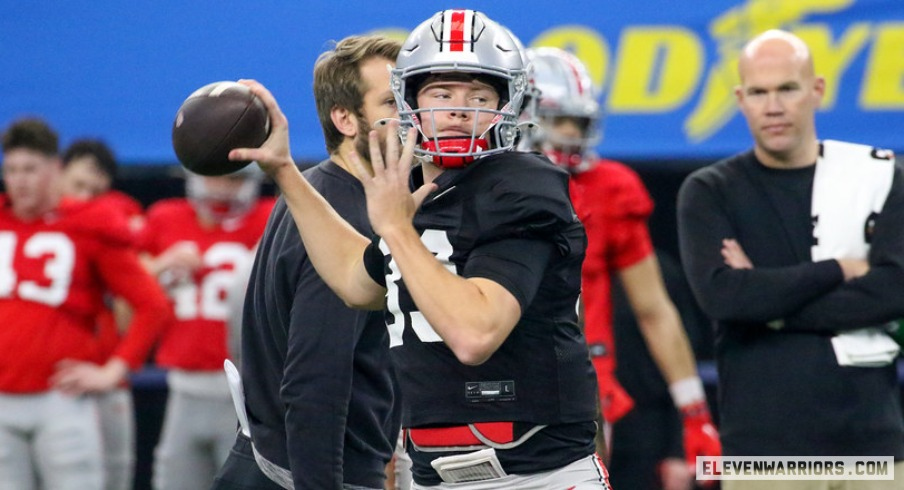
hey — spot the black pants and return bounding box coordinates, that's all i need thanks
[211,432,285,490]
[609,403,684,490]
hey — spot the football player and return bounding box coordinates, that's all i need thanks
[0,118,170,490]
[61,138,147,490]
[525,47,720,489]
[231,9,611,489]
[62,139,145,232]
[139,168,274,490]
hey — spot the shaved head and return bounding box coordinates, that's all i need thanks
[734,29,824,168]
[739,30,815,83]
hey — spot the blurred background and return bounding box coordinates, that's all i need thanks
[3,0,903,488]
[5,0,903,263]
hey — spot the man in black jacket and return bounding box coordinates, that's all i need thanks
[677,29,904,490]
[212,35,402,490]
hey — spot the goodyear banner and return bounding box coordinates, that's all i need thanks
[2,0,903,163]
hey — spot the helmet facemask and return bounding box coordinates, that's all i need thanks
[538,115,601,172]
[186,170,262,225]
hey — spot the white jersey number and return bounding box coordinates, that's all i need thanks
[170,242,253,321]
[0,232,75,307]
[383,229,455,347]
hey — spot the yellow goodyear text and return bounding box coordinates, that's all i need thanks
[862,22,904,108]
[608,27,704,112]
[529,2,904,142]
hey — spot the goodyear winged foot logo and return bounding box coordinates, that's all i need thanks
[684,0,855,142]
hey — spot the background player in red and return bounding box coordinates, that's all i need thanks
[62,138,145,233]
[525,47,721,489]
[60,138,146,490]
[139,168,274,490]
[0,118,170,490]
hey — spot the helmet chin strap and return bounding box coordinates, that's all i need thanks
[544,147,586,172]
[417,117,500,169]
[421,137,490,168]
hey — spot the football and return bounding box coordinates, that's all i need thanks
[171,81,270,176]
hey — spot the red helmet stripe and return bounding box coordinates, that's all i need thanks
[448,9,466,52]
[568,59,585,95]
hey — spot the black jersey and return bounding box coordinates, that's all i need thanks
[241,160,400,489]
[364,151,599,482]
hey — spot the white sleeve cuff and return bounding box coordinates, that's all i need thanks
[669,376,706,409]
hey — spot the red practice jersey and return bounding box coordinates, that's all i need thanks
[0,196,170,393]
[91,191,148,363]
[568,160,654,381]
[140,198,274,371]
[100,190,146,235]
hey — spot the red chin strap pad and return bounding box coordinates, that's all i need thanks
[545,148,583,170]
[422,137,489,169]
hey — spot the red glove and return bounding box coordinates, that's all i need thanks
[680,400,721,467]
[597,371,635,424]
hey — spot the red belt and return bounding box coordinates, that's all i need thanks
[408,422,514,447]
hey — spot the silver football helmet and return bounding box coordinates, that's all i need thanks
[186,165,263,224]
[392,9,527,168]
[502,26,541,150]
[527,47,602,171]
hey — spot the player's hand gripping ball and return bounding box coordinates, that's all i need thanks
[172,81,270,176]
